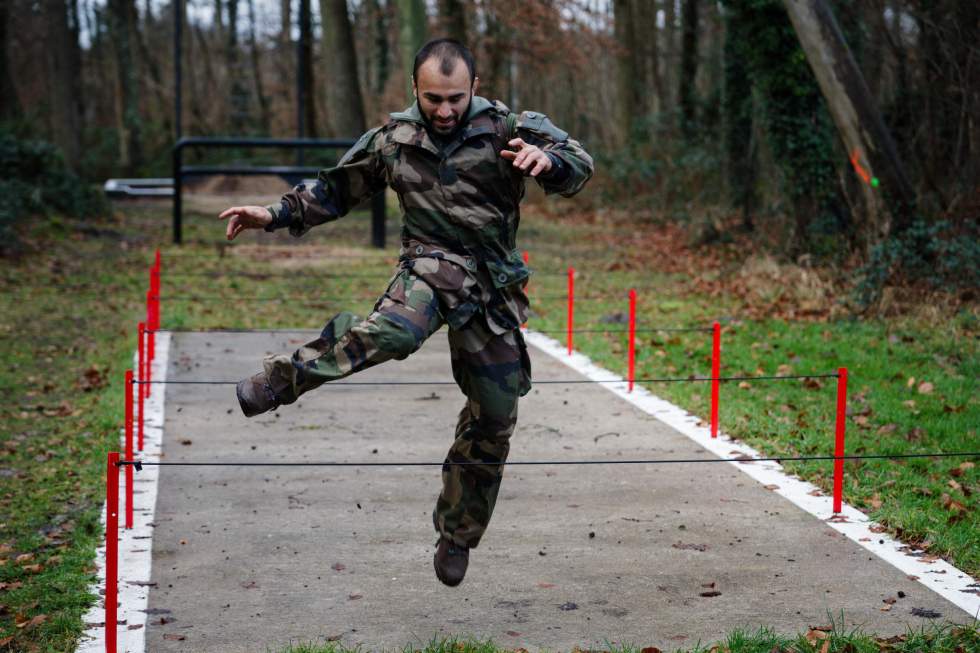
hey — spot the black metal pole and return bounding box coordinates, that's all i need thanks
[173,142,183,245]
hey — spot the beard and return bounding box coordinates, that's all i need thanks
[422,97,471,137]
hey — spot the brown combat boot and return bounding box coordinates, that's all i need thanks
[235,372,280,417]
[433,538,469,587]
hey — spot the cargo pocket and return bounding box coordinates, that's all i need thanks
[485,249,531,289]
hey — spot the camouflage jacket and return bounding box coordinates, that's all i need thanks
[265,95,594,333]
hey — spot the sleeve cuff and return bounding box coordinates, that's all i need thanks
[263,201,291,232]
[538,152,570,185]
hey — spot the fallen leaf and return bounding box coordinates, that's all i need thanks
[506,631,522,637]
[869,494,883,509]
[163,633,186,641]
[21,564,42,574]
[14,553,34,564]
[883,596,897,604]
[179,439,192,446]
[906,377,916,388]
[948,480,963,492]
[348,594,362,600]
[641,648,663,653]
[536,582,556,589]
[917,382,934,394]
[331,563,345,572]
[805,629,829,643]
[738,381,751,389]
[699,591,722,597]
[876,424,898,435]
[764,484,780,491]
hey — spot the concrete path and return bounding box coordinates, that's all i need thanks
[143,331,973,652]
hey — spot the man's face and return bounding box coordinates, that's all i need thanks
[413,58,479,135]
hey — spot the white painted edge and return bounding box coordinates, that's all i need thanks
[523,329,980,620]
[77,334,170,653]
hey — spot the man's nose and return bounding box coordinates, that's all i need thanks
[437,104,453,118]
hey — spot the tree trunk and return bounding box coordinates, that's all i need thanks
[438,0,465,42]
[398,0,427,103]
[298,0,316,136]
[723,6,756,230]
[43,0,83,168]
[637,0,664,114]
[367,0,389,99]
[280,0,291,47]
[1,1,22,120]
[248,0,271,133]
[483,0,511,104]
[663,0,676,112]
[107,0,142,173]
[679,0,699,139]
[613,0,640,144]
[320,0,366,137]
[227,0,252,132]
[782,0,916,240]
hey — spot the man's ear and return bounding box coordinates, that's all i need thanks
[472,76,480,95]
[412,76,418,99]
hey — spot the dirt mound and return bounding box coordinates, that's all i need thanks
[185,175,295,196]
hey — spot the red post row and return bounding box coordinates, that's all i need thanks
[567,266,575,356]
[105,451,120,653]
[124,372,134,530]
[137,323,145,451]
[627,289,637,392]
[710,322,721,438]
[833,367,848,513]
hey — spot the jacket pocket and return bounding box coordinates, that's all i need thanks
[485,249,531,289]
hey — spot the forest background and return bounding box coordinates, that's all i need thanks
[2,0,978,302]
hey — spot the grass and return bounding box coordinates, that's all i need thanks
[0,200,976,651]
[274,619,980,652]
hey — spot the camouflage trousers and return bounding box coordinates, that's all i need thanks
[262,267,531,549]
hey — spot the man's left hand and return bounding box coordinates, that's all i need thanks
[500,138,552,177]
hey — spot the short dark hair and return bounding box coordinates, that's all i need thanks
[413,38,476,84]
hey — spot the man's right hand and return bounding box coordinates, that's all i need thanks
[218,205,273,240]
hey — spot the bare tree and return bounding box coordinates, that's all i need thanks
[320,0,366,137]
[398,0,427,102]
[438,0,465,41]
[1,0,22,120]
[679,0,699,138]
[247,0,271,133]
[107,0,143,172]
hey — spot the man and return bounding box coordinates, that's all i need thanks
[218,39,593,586]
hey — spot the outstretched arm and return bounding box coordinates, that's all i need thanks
[217,126,388,240]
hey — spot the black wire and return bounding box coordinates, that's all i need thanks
[131,373,839,386]
[116,451,980,469]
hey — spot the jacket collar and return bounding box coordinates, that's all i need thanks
[388,96,495,156]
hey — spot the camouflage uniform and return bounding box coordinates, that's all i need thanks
[260,95,593,548]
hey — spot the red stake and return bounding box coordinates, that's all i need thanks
[628,289,637,392]
[567,266,575,355]
[145,290,154,397]
[124,372,134,529]
[710,322,721,438]
[137,323,145,451]
[154,247,161,275]
[105,451,120,653]
[833,367,848,514]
